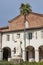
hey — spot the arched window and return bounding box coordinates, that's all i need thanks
[25,21,29,28]
[14,48,16,54]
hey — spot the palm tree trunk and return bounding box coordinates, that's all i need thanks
[24,14,26,47]
[24,14,26,61]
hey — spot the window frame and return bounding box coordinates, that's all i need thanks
[28,32,32,39]
[7,35,10,41]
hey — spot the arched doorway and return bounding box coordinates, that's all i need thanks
[3,47,11,61]
[26,46,35,62]
[39,45,43,61]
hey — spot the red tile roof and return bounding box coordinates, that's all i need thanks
[0,12,43,32]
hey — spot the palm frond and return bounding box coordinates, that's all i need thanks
[19,3,32,15]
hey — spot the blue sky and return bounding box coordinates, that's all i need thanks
[0,0,43,27]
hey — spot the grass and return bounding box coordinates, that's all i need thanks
[19,62,43,65]
[0,61,14,65]
[0,61,43,65]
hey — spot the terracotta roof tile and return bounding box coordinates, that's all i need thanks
[0,12,43,32]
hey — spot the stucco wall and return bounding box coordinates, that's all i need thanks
[2,29,43,60]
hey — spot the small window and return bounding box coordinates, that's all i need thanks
[17,33,20,38]
[28,33,32,39]
[7,35,10,41]
[14,48,16,54]
[20,41,22,44]
[41,31,43,38]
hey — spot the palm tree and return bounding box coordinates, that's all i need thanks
[19,3,32,61]
[20,3,32,21]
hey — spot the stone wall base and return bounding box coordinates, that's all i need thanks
[12,59,23,64]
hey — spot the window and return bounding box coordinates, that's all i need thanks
[41,31,43,38]
[20,41,22,44]
[14,48,16,54]
[7,35,10,41]
[12,34,17,42]
[28,33,32,39]
[17,33,20,38]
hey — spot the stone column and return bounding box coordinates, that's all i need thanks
[11,50,14,59]
[23,50,26,61]
[35,49,39,62]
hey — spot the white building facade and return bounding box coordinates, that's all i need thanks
[0,12,43,62]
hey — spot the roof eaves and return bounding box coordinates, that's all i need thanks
[1,27,43,33]
[0,26,9,30]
